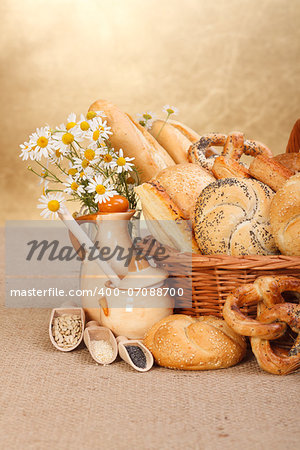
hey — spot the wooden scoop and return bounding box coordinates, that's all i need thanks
[49,303,85,352]
[116,336,154,372]
[84,321,118,365]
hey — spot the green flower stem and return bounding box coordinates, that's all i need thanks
[155,112,171,140]
[35,160,62,183]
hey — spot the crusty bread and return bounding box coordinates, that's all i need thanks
[143,314,246,370]
[249,155,294,191]
[270,173,300,256]
[88,100,175,181]
[194,178,278,256]
[135,181,200,253]
[273,153,300,174]
[154,163,215,220]
[150,119,200,164]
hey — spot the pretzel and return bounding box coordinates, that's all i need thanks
[223,276,300,339]
[188,131,273,178]
[251,303,300,375]
[188,133,227,170]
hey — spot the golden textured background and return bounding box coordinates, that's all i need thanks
[1,0,299,222]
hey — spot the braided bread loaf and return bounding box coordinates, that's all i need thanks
[194,178,278,255]
[143,314,246,370]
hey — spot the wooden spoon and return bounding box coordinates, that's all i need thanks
[84,321,118,365]
[49,303,85,352]
[116,336,154,372]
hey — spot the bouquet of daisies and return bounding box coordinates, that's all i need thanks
[20,111,139,219]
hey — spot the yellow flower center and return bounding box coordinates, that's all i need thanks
[62,132,74,145]
[66,122,76,130]
[93,130,100,141]
[79,171,85,178]
[70,182,78,191]
[84,149,95,161]
[103,154,112,163]
[86,111,97,120]
[80,121,90,131]
[68,168,77,176]
[37,136,48,148]
[55,150,61,157]
[166,108,174,115]
[117,157,126,166]
[41,169,47,178]
[81,159,89,169]
[48,200,60,212]
[95,184,106,195]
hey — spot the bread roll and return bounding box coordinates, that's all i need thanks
[273,153,300,174]
[194,178,278,255]
[144,314,246,370]
[150,119,200,164]
[135,182,200,253]
[154,163,215,220]
[249,155,293,191]
[270,173,300,256]
[88,100,175,181]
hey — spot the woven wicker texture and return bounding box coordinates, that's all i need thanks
[138,238,300,317]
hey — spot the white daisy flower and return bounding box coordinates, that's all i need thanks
[29,126,55,160]
[111,148,135,173]
[53,124,83,153]
[19,141,36,161]
[37,192,65,219]
[137,111,156,130]
[86,175,117,204]
[86,110,106,121]
[74,166,94,181]
[162,105,179,116]
[67,163,78,178]
[78,113,91,132]
[73,157,91,172]
[100,151,114,169]
[66,113,78,131]
[39,167,48,184]
[87,117,112,143]
[49,148,64,164]
[64,175,85,197]
[79,147,101,165]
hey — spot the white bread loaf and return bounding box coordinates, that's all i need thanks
[135,181,200,253]
[194,178,278,256]
[150,119,200,164]
[270,173,300,256]
[144,314,246,370]
[88,100,175,181]
[154,163,215,220]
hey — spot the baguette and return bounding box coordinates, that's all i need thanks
[88,100,175,181]
[150,119,200,164]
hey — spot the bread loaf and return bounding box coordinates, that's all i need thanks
[249,155,293,191]
[194,178,278,255]
[154,163,215,220]
[144,314,246,370]
[150,119,200,164]
[269,173,300,256]
[88,100,175,181]
[273,153,300,174]
[135,182,200,253]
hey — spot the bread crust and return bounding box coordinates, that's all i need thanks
[150,119,199,164]
[249,155,294,191]
[273,153,300,174]
[194,178,278,256]
[269,173,300,256]
[154,163,215,220]
[135,182,200,253]
[88,100,175,181]
[143,314,246,370]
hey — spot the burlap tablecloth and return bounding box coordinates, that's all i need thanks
[0,234,299,450]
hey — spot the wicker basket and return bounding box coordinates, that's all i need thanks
[138,237,300,319]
